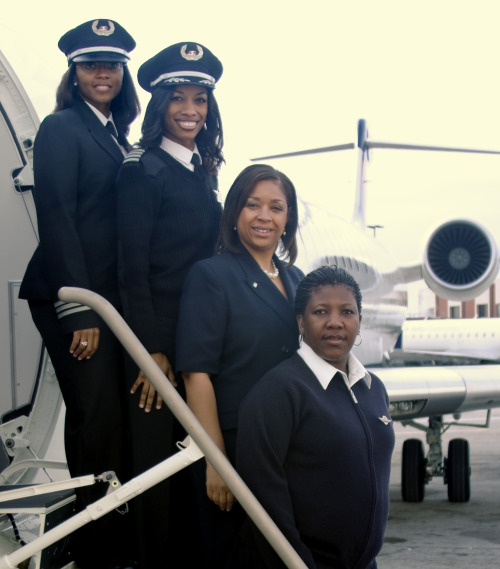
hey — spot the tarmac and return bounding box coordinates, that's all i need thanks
[378,408,500,568]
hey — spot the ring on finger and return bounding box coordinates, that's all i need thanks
[80,341,88,348]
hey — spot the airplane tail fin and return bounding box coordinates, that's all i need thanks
[352,119,369,228]
[250,118,500,234]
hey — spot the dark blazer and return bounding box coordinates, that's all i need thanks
[19,100,126,333]
[176,246,304,432]
[17,100,133,567]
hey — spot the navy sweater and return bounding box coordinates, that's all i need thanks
[237,353,395,569]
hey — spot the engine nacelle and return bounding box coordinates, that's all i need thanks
[422,219,499,301]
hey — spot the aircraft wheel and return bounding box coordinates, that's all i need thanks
[446,438,471,503]
[402,439,426,502]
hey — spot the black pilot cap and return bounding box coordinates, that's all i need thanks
[58,19,136,65]
[138,42,223,92]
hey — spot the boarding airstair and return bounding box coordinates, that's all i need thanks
[0,287,307,569]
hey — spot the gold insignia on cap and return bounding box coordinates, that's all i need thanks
[180,44,204,61]
[92,20,115,36]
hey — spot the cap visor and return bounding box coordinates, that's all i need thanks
[72,51,129,63]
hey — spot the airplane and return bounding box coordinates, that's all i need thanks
[390,317,500,365]
[1,46,500,567]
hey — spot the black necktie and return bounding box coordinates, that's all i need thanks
[106,120,118,139]
[191,153,202,175]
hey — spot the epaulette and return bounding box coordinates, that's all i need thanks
[122,148,168,177]
[123,147,146,164]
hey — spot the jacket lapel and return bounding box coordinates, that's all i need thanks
[74,101,125,164]
[233,249,298,334]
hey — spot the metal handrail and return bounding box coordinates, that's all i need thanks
[0,287,307,569]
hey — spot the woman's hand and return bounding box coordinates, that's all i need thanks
[70,327,100,360]
[130,352,177,412]
[206,462,236,511]
[183,372,235,510]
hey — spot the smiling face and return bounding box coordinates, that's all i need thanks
[75,62,124,116]
[236,180,289,259]
[297,284,361,373]
[163,85,208,149]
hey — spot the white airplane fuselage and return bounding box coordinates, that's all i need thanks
[393,317,500,363]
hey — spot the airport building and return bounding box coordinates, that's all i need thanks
[407,278,500,319]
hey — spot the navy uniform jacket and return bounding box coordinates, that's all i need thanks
[116,146,222,360]
[19,100,125,334]
[17,99,133,567]
[176,245,304,432]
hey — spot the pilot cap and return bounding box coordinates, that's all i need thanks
[138,42,223,92]
[58,19,136,64]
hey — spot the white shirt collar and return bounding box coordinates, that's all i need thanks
[297,341,371,390]
[160,137,201,171]
[84,102,126,154]
[84,101,114,128]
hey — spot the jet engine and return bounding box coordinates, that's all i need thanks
[422,219,499,301]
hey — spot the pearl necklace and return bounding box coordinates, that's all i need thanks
[262,259,279,279]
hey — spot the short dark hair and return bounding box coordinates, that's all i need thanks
[54,64,140,136]
[138,85,224,175]
[217,164,299,266]
[295,265,362,315]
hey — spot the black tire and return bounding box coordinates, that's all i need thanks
[402,439,426,502]
[446,438,471,502]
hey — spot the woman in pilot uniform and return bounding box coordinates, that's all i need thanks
[115,42,224,569]
[176,163,303,568]
[19,19,140,569]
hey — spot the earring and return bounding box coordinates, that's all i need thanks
[233,225,237,231]
[354,332,363,346]
[298,333,303,345]
[74,82,78,86]
[282,230,287,237]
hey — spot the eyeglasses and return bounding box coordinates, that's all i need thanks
[76,62,124,72]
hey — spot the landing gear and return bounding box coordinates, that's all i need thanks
[400,414,478,503]
[445,438,471,502]
[401,439,426,502]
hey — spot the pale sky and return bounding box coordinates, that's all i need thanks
[2,0,500,269]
